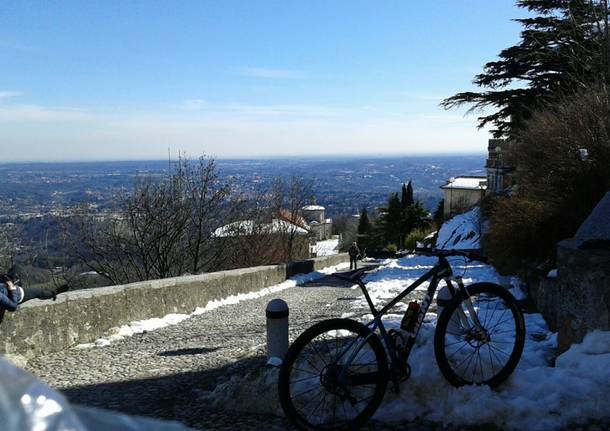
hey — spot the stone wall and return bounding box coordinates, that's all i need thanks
[531,240,610,352]
[0,253,348,358]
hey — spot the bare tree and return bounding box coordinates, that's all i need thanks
[215,176,314,269]
[0,227,15,274]
[182,156,231,273]
[217,194,288,268]
[332,214,358,251]
[67,155,231,285]
[271,176,313,261]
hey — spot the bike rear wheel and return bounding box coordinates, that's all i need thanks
[434,282,525,388]
[278,318,388,431]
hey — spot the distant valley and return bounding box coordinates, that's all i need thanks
[0,154,486,219]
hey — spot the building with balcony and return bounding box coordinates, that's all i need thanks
[486,138,516,194]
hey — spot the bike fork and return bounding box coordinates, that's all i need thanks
[450,277,485,334]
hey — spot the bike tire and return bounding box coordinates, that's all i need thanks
[278,318,388,431]
[434,282,525,388]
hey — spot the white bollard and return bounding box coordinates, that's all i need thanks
[266,299,289,366]
[437,285,461,335]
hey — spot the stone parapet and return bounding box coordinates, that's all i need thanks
[0,254,348,358]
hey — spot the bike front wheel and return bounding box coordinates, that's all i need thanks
[434,282,525,388]
[278,318,388,431]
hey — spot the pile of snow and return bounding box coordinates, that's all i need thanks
[442,176,487,190]
[196,251,609,429]
[436,207,482,250]
[0,357,191,431]
[348,254,610,430]
[314,238,340,256]
[77,262,349,349]
[212,219,309,238]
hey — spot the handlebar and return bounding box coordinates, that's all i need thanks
[413,247,488,263]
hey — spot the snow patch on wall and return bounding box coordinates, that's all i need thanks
[314,239,340,256]
[436,207,482,250]
[76,262,349,349]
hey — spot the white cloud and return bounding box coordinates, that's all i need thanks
[239,67,307,80]
[0,99,488,162]
[387,91,447,103]
[223,103,341,118]
[421,113,473,124]
[0,104,92,122]
[0,91,22,101]
[180,99,207,110]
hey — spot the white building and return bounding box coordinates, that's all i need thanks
[440,176,487,217]
[301,204,333,241]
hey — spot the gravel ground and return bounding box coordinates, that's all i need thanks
[24,270,610,431]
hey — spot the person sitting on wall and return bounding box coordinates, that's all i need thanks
[348,242,361,270]
[0,265,69,323]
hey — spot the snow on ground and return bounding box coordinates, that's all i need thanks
[76,262,349,349]
[350,254,609,430]
[0,357,193,431]
[314,238,340,256]
[436,207,482,250]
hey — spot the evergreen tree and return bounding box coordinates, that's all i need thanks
[380,193,402,246]
[404,201,428,235]
[442,0,610,137]
[377,183,430,250]
[357,208,371,235]
[357,208,373,250]
[401,180,414,209]
[399,180,416,246]
[433,199,444,227]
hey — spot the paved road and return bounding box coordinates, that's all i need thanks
[24,269,610,431]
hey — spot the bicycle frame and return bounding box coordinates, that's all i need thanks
[338,256,478,388]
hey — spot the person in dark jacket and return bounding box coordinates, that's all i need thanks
[0,265,69,322]
[348,242,361,270]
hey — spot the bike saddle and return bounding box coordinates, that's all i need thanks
[332,266,371,283]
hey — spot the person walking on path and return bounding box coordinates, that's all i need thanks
[348,242,361,270]
[0,265,69,323]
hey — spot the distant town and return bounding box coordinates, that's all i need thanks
[0,154,485,221]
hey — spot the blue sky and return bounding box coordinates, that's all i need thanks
[0,1,524,161]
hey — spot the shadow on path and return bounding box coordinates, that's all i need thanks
[157,347,219,357]
[302,263,380,288]
[61,355,288,430]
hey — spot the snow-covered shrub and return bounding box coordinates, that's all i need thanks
[404,227,434,251]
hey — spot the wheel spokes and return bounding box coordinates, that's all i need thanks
[444,293,517,384]
[289,330,381,427]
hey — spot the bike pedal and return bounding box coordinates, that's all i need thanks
[398,363,412,382]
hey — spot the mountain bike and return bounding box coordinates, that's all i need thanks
[278,248,525,430]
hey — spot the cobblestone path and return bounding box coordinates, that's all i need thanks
[24,271,610,431]
[25,274,372,430]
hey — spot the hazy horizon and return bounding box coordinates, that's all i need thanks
[1,1,522,162]
[0,151,487,165]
